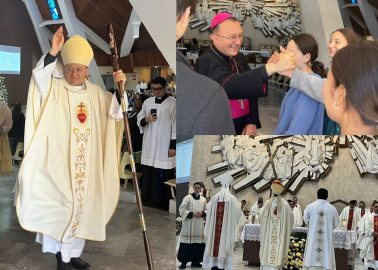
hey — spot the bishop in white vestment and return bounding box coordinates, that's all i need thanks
[177,182,207,269]
[16,27,125,269]
[303,188,340,270]
[259,180,294,270]
[202,174,245,270]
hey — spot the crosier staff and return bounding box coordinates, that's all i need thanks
[106,23,154,270]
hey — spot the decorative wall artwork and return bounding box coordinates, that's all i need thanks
[206,135,378,195]
[346,135,378,176]
[190,0,302,37]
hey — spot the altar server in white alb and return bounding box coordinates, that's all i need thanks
[249,197,263,224]
[359,202,378,270]
[137,76,176,210]
[259,179,294,270]
[339,200,361,231]
[16,26,125,270]
[202,174,245,270]
[177,182,207,269]
[302,188,340,270]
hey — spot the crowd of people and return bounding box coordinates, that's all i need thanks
[178,178,378,270]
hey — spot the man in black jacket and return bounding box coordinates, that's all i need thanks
[195,12,295,135]
[176,0,235,141]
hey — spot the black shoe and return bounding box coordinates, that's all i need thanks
[56,252,72,270]
[179,263,186,269]
[191,262,202,268]
[70,257,91,269]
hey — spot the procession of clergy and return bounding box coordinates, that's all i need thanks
[177,178,378,270]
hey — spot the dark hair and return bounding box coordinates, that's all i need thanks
[312,61,327,78]
[151,76,167,87]
[211,16,239,33]
[332,28,359,45]
[137,94,148,103]
[287,199,293,203]
[12,103,22,119]
[292,34,326,78]
[193,182,202,187]
[350,200,357,205]
[317,188,328,199]
[177,0,198,21]
[332,40,378,125]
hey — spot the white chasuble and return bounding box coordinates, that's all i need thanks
[202,190,245,270]
[17,57,122,243]
[338,206,360,231]
[360,213,378,266]
[303,199,339,270]
[259,196,294,269]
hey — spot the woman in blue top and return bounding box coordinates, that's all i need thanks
[274,34,326,135]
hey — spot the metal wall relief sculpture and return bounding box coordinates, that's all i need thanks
[207,136,378,195]
[190,0,302,37]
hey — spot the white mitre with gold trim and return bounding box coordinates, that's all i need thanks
[61,35,94,66]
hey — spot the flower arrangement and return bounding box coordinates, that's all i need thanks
[176,216,182,235]
[283,236,306,270]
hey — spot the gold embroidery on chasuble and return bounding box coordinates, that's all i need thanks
[63,98,91,241]
[315,210,325,262]
[269,217,280,265]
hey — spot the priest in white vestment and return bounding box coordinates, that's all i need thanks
[359,201,368,218]
[177,182,207,269]
[249,197,263,224]
[137,76,176,210]
[357,204,373,254]
[202,174,245,270]
[293,197,303,227]
[360,202,378,270]
[303,188,340,270]
[338,200,360,231]
[293,206,303,227]
[0,101,13,173]
[259,180,294,270]
[16,27,125,270]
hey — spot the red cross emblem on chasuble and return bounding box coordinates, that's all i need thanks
[77,102,87,124]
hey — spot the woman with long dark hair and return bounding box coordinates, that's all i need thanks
[274,34,326,134]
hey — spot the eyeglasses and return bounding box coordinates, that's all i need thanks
[64,66,87,74]
[213,33,244,42]
[152,86,164,91]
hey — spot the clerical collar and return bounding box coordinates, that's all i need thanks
[155,93,168,104]
[62,79,87,93]
[191,193,200,200]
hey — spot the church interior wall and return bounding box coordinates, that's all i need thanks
[189,136,378,215]
[0,0,42,105]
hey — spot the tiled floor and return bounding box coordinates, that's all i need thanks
[0,166,175,270]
